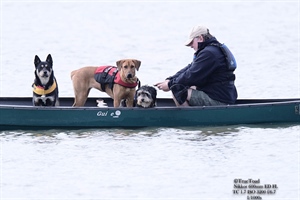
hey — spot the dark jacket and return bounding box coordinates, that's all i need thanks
[168,37,238,105]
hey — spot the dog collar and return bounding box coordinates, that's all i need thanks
[33,80,57,95]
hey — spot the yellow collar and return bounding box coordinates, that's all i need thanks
[33,80,57,95]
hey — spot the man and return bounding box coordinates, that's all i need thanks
[155,25,238,106]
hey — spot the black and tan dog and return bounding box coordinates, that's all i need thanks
[71,59,141,107]
[32,54,59,106]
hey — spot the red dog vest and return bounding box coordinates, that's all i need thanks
[94,66,138,91]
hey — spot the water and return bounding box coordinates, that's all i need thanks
[0,1,299,199]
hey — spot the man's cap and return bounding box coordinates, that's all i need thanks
[184,25,209,46]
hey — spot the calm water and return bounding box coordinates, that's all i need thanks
[0,1,299,199]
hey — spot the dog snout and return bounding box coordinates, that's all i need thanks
[127,73,133,79]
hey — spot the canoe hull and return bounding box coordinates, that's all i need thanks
[1,97,300,129]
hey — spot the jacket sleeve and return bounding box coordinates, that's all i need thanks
[168,50,217,88]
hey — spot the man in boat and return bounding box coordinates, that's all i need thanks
[155,25,238,106]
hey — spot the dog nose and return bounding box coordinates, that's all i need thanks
[127,74,132,79]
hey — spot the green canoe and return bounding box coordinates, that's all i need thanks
[0,97,300,130]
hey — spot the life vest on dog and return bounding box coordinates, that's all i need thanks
[32,79,57,95]
[94,66,139,91]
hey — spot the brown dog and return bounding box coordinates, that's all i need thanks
[71,59,141,107]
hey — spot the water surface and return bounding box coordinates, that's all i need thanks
[0,1,299,199]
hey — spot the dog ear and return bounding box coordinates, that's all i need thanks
[133,59,141,71]
[116,60,124,71]
[46,54,53,65]
[34,55,41,68]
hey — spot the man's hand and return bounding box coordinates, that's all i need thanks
[154,80,170,92]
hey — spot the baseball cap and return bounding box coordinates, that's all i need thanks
[184,25,209,46]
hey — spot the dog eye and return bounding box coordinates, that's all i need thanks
[130,65,134,69]
[124,65,128,69]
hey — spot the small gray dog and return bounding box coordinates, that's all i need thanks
[134,85,157,108]
[120,85,157,108]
